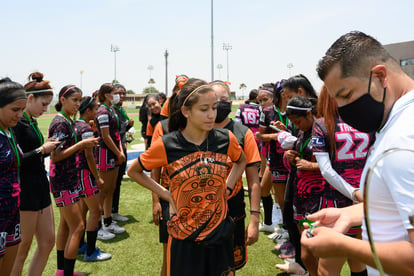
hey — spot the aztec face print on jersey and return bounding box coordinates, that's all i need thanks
[95,104,121,149]
[138,128,242,242]
[48,115,78,193]
[312,117,375,208]
[74,120,96,170]
[259,105,290,173]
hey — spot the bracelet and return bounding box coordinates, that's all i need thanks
[250,210,261,215]
[226,186,233,194]
[41,145,45,155]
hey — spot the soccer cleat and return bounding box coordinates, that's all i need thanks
[259,223,277,233]
[97,228,115,240]
[111,213,129,222]
[77,243,87,255]
[55,269,86,276]
[84,247,112,262]
[274,240,292,251]
[103,222,125,234]
[271,228,290,241]
[278,244,296,259]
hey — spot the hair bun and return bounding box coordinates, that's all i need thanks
[29,72,44,82]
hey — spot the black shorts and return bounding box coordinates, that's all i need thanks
[19,179,51,211]
[233,216,247,270]
[167,236,234,276]
[228,189,247,270]
[159,199,170,244]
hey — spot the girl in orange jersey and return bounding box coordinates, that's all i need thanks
[128,78,246,276]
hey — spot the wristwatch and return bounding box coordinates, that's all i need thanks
[34,147,42,155]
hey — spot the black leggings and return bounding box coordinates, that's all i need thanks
[112,148,127,214]
[283,167,304,266]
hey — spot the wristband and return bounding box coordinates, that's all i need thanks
[226,186,233,194]
[250,210,261,215]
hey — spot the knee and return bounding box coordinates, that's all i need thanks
[38,235,55,252]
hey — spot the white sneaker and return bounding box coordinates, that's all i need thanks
[111,213,129,222]
[103,222,125,234]
[259,223,277,233]
[275,259,307,275]
[97,229,115,240]
[272,204,284,225]
[271,228,290,241]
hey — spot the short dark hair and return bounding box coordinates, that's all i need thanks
[317,31,396,81]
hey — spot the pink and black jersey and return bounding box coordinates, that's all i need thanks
[48,115,78,193]
[95,104,121,151]
[312,117,374,207]
[259,105,289,174]
[292,129,324,219]
[0,130,22,211]
[235,103,260,133]
[75,119,95,170]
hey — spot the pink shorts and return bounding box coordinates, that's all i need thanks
[52,186,81,207]
[0,207,21,256]
[78,169,99,198]
[96,147,118,171]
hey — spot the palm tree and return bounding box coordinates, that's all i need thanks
[148,78,155,93]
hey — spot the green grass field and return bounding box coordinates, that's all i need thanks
[21,108,350,275]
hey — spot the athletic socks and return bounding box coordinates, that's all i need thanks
[63,258,76,276]
[262,195,273,225]
[57,250,64,270]
[86,230,98,256]
[103,216,112,227]
[351,269,368,276]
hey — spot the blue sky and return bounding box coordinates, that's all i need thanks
[1,0,413,97]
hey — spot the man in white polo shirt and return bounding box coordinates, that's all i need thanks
[301,31,414,276]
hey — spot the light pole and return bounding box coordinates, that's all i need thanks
[223,43,232,82]
[164,50,169,96]
[216,64,223,80]
[111,44,120,82]
[80,70,84,89]
[211,0,214,81]
[147,65,154,93]
[287,63,294,77]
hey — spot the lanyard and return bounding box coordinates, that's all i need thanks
[276,107,288,128]
[102,103,120,130]
[23,112,44,145]
[0,126,21,172]
[113,105,130,121]
[300,136,311,159]
[60,110,78,143]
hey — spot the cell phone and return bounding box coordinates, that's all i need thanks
[269,125,283,132]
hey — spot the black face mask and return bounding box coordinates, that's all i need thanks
[338,72,386,133]
[215,101,232,123]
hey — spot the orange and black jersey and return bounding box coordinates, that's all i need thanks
[138,128,242,242]
[223,120,261,198]
[151,119,169,188]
